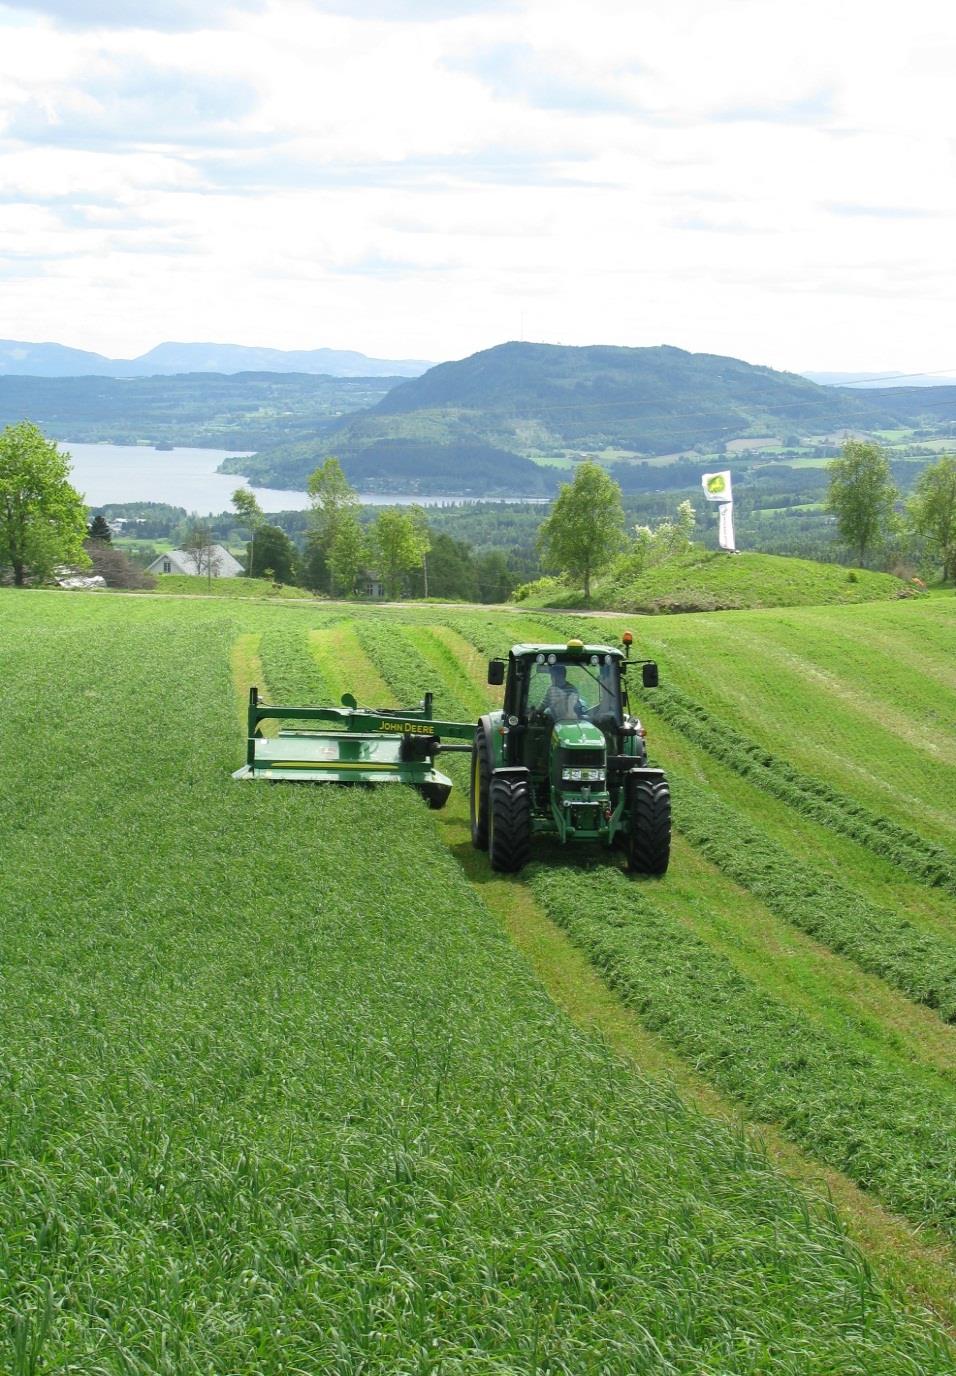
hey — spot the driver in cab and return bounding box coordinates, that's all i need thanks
[541,663,585,722]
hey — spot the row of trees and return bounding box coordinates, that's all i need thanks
[231,460,432,598]
[827,440,956,577]
[3,420,954,595]
[231,458,520,601]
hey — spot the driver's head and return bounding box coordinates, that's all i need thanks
[550,664,568,684]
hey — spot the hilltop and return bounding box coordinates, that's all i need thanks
[517,549,914,613]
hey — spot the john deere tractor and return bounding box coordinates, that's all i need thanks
[470,635,670,875]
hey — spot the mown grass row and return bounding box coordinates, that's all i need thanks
[356,618,472,721]
[446,612,601,661]
[6,593,953,1370]
[667,769,956,1022]
[650,684,956,894]
[258,623,335,705]
[530,864,956,1243]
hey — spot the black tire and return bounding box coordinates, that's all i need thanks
[470,728,492,849]
[626,776,671,876]
[488,774,532,874]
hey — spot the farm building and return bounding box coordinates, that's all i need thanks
[145,545,244,577]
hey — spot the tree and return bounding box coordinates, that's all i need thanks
[83,540,155,589]
[826,440,898,566]
[301,537,329,594]
[181,522,222,585]
[408,531,478,601]
[476,549,513,603]
[628,499,697,575]
[232,486,263,577]
[537,460,625,600]
[908,455,956,582]
[0,422,89,586]
[327,513,366,596]
[307,457,358,594]
[88,513,112,542]
[247,523,297,583]
[371,507,429,599]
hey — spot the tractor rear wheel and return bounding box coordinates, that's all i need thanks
[488,774,532,874]
[626,776,671,876]
[470,728,492,849]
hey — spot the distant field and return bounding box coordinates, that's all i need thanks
[2,589,955,1369]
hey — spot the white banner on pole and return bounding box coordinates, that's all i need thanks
[717,501,736,552]
[701,470,732,502]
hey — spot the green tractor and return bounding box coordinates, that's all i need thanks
[470,635,670,876]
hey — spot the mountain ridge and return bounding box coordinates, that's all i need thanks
[0,339,433,379]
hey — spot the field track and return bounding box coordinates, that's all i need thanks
[3,588,956,1371]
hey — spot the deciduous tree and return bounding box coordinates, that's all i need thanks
[908,455,956,582]
[327,513,366,597]
[372,507,429,599]
[232,486,263,576]
[182,522,222,584]
[307,457,358,593]
[827,440,898,566]
[537,460,624,600]
[0,422,89,586]
[248,523,297,583]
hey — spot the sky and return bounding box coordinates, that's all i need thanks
[0,0,954,373]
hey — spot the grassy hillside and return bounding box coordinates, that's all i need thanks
[2,589,956,1368]
[519,549,914,612]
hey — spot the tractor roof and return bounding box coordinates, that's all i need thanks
[510,643,624,659]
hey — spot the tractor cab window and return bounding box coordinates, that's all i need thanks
[525,655,622,726]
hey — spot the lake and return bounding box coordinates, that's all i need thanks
[63,442,547,513]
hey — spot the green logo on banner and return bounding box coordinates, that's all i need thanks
[706,474,727,494]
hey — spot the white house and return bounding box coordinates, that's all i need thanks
[145,545,244,577]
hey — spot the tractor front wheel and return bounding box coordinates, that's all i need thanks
[626,776,671,876]
[488,774,532,874]
[470,728,492,849]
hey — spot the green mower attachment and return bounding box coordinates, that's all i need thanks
[233,687,476,809]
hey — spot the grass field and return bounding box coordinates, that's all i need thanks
[2,587,956,1371]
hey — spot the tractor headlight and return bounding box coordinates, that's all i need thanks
[562,767,606,782]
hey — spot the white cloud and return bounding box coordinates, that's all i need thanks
[0,0,953,370]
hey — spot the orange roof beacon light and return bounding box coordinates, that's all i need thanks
[622,630,633,658]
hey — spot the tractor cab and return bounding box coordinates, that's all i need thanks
[475,636,670,875]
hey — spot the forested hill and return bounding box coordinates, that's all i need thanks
[373,342,954,446]
[230,341,956,492]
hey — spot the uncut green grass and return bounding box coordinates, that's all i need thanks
[1,592,953,1373]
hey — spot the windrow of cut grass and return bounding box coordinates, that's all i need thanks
[6,593,954,1371]
[530,864,956,1243]
[257,621,338,706]
[649,684,956,894]
[666,770,956,1023]
[355,617,472,720]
